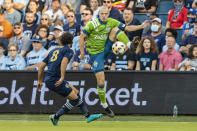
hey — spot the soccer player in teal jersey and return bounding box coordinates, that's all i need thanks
[79,6,148,117]
[37,32,102,126]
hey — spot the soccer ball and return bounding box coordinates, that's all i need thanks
[112,41,126,55]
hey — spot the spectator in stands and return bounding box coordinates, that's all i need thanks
[162,28,180,52]
[63,10,80,37]
[12,0,29,11]
[178,44,197,71]
[130,36,141,56]
[1,43,26,70]
[72,8,93,53]
[104,52,115,70]
[185,0,194,9]
[166,0,188,29]
[10,22,31,57]
[48,25,63,48]
[126,0,157,13]
[0,26,9,55]
[40,14,53,31]
[123,7,142,41]
[182,8,196,41]
[59,4,73,25]
[180,20,197,56]
[4,0,21,25]
[34,25,50,49]
[65,0,81,13]
[26,0,41,25]
[44,0,63,22]
[142,13,166,37]
[192,0,197,9]
[111,49,136,70]
[149,18,166,53]
[42,0,53,13]
[72,47,92,70]
[25,35,47,70]
[90,0,101,19]
[80,7,93,29]
[23,11,38,38]
[0,8,14,40]
[135,37,158,71]
[0,43,6,69]
[159,35,182,71]
[102,0,123,22]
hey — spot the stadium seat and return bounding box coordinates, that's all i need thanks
[134,13,150,23]
[158,13,168,26]
[156,0,174,14]
[176,29,183,45]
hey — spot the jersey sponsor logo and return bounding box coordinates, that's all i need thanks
[93,61,98,68]
[94,34,108,39]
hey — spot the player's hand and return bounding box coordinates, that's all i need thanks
[142,20,149,28]
[37,81,43,91]
[79,53,85,60]
[55,77,64,87]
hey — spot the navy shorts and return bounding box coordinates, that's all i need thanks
[45,78,72,98]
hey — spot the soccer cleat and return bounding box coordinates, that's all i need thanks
[86,114,103,123]
[49,114,59,126]
[105,107,115,118]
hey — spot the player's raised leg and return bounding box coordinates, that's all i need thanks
[104,27,130,57]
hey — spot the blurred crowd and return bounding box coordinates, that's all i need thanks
[0,0,197,71]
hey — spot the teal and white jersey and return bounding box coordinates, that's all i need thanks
[83,17,125,55]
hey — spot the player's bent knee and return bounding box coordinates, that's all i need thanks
[67,90,78,100]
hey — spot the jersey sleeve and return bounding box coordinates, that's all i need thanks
[63,49,74,62]
[82,21,94,36]
[110,18,126,30]
[43,54,49,64]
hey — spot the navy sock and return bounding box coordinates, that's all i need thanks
[55,97,80,119]
[77,94,90,118]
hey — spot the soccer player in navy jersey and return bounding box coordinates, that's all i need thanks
[37,32,102,126]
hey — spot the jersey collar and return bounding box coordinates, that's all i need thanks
[98,16,107,25]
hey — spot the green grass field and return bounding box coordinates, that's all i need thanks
[1,114,197,131]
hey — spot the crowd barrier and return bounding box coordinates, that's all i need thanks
[0,71,197,115]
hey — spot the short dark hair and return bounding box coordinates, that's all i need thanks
[52,0,60,3]
[124,7,133,13]
[59,32,73,45]
[84,7,93,15]
[0,42,5,49]
[165,28,178,39]
[35,24,50,37]
[14,22,22,27]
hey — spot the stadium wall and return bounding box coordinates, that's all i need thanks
[0,71,197,115]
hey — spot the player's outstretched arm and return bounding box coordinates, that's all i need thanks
[79,33,87,60]
[55,57,68,87]
[125,20,149,32]
[37,62,47,91]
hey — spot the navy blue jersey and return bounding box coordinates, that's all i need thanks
[43,45,74,78]
[136,52,158,70]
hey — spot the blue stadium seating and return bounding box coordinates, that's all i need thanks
[156,0,174,14]
[158,13,168,26]
[134,13,150,23]
[176,29,183,45]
